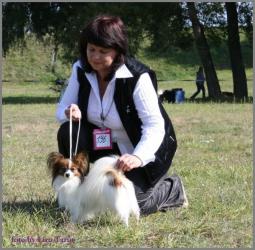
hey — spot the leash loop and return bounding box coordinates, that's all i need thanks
[69,106,81,167]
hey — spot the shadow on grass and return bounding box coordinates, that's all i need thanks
[2,199,56,213]
[185,96,253,104]
[2,96,59,105]
[2,200,115,228]
[2,199,68,226]
[162,96,253,104]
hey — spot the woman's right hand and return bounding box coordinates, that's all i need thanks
[65,104,82,121]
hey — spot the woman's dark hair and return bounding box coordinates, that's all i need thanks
[79,15,128,81]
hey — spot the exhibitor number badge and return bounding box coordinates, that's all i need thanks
[93,128,112,150]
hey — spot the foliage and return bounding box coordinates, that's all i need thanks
[181,2,253,47]
[2,34,71,82]
[238,2,253,46]
[3,2,149,62]
[137,3,193,51]
[3,2,252,62]
[2,2,30,54]
[3,32,252,85]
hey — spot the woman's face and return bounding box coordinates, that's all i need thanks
[87,43,118,73]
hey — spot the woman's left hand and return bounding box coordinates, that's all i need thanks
[116,154,142,172]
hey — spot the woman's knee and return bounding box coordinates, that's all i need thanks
[138,198,158,216]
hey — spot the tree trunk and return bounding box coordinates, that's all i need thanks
[187,2,222,99]
[51,43,58,73]
[225,2,248,100]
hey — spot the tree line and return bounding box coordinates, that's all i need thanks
[3,2,253,101]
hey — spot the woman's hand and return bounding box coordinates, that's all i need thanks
[116,154,142,172]
[65,104,82,121]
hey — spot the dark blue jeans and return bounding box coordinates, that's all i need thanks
[190,82,206,99]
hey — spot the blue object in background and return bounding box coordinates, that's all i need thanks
[175,90,185,103]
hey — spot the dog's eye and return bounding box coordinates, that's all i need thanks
[59,168,66,174]
[71,167,75,171]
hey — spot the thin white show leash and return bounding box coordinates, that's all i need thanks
[69,107,81,167]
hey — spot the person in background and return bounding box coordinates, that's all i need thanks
[56,14,188,215]
[190,66,206,100]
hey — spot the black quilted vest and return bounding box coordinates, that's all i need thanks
[77,57,177,186]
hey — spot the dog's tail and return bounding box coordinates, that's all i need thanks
[105,169,123,187]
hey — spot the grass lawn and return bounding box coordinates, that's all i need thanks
[2,80,252,248]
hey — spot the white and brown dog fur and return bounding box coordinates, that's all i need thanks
[47,152,140,226]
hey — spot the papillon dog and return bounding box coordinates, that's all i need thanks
[47,152,140,226]
[47,151,89,212]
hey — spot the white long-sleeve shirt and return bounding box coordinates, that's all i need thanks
[56,60,165,166]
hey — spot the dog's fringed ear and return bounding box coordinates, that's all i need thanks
[47,152,64,170]
[73,151,90,176]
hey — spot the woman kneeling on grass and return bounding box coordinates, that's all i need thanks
[56,14,188,215]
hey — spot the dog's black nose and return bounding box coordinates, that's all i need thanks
[65,173,70,178]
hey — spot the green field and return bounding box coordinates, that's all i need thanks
[2,80,253,248]
[2,36,253,248]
